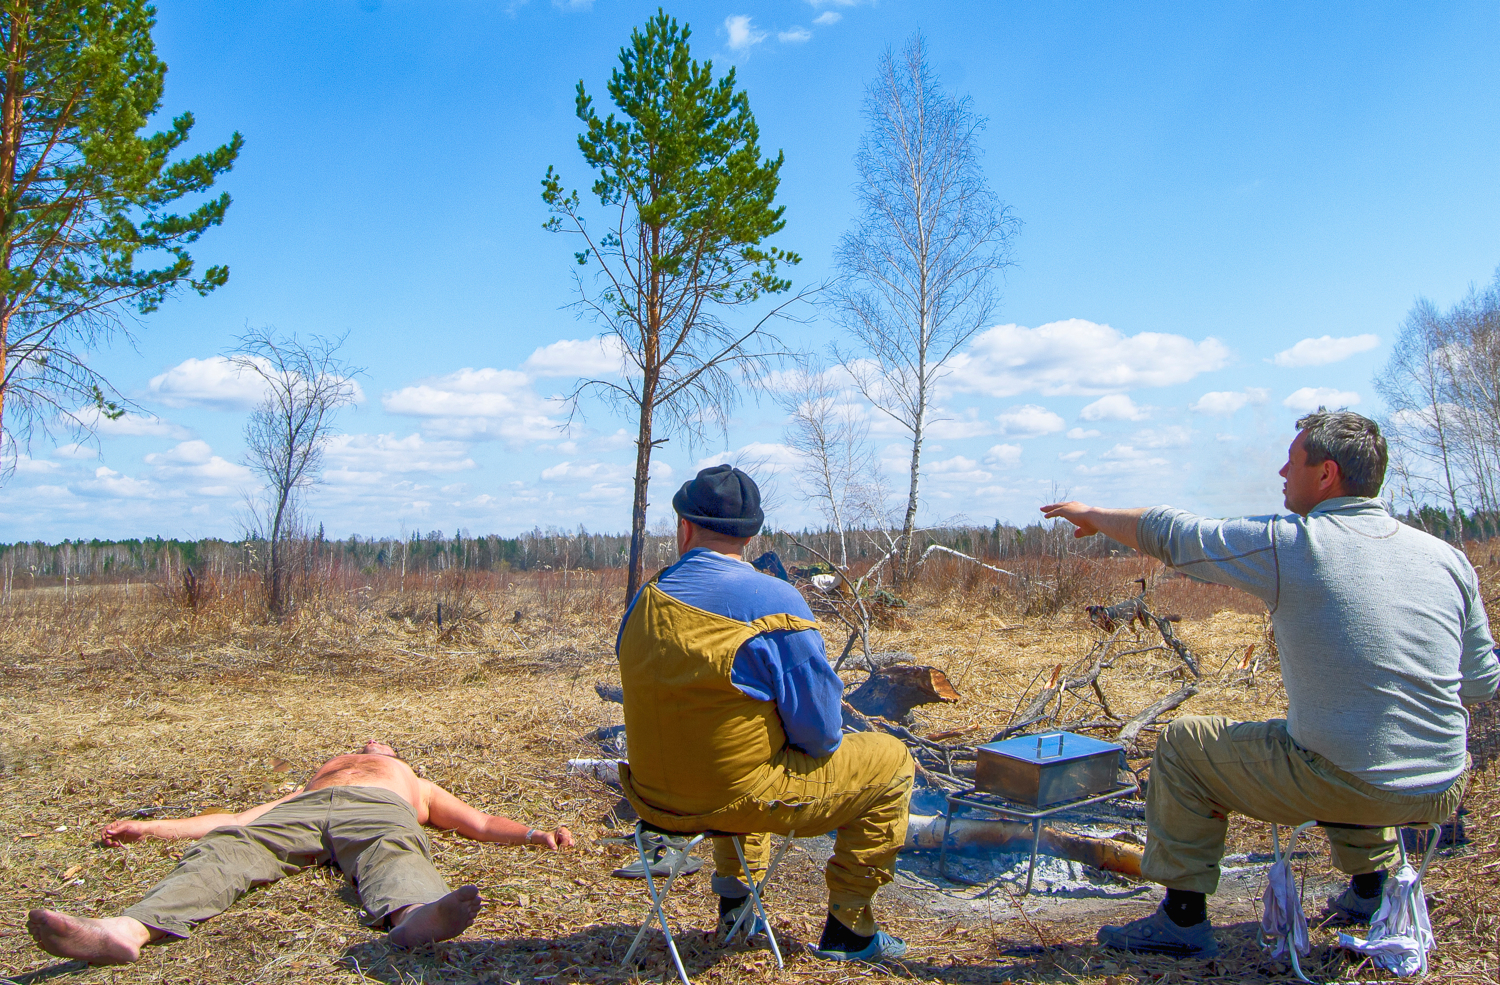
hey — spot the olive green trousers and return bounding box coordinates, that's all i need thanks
[123,785,450,937]
[1144,716,1467,894]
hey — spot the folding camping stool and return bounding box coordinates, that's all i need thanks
[1261,820,1447,984]
[606,820,795,985]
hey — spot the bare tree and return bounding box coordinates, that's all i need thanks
[779,362,880,568]
[833,31,1018,581]
[1376,270,1500,536]
[236,328,360,616]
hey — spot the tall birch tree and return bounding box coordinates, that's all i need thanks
[832,31,1017,581]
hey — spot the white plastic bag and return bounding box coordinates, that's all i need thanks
[1262,851,1311,959]
[1338,861,1435,977]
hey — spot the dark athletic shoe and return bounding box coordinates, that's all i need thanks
[1322,885,1381,925]
[1098,905,1218,959]
[716,897,768,940]
[811,930,907,963]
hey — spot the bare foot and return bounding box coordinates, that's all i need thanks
[27,910,151,965]
[387,885,481,948]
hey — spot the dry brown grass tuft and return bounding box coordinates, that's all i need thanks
[0,554,1495,983]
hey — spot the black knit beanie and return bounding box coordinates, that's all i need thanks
[672,465,764,538]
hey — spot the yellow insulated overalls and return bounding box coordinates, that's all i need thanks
[617,576,914,934]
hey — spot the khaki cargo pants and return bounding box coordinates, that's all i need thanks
[629,732,915,936]
[123,785,450,938]
[1144,716,1468,894]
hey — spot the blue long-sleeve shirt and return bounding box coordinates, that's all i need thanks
[617,548,844,757]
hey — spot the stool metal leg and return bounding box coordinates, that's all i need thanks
[726,832,790,970]
[724,832,795,944]
[622,825,703,985]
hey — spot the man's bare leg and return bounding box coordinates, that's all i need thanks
[27,910,158,965]
[386,885,482,948]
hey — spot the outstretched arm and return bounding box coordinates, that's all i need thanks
[422,782,574,849]
[1041,502,1147,551]
[100,789,304,847]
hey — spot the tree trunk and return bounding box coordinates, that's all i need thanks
[268,492,287,617]
[899,405,924,585]
[625,398,656,605]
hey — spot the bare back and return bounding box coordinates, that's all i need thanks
[304,754,431,822]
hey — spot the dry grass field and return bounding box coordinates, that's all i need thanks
[1,552,1496,984]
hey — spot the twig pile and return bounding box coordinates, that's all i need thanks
[846,583,1204,789]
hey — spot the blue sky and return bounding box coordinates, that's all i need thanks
[6,0,1499,541]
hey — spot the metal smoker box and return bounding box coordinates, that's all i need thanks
[974,731,1123,808]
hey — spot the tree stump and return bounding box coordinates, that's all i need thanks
[846,665,960,723]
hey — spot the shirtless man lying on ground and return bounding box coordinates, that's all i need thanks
[28,741,573,965]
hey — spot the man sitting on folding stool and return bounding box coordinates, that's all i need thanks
[1043,410,1499,960]
[616,465,914,963]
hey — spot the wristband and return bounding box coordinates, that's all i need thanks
[525,828,539,845]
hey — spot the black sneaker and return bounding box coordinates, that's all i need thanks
[1098,905,1218,959]
[1323,885,1381,925]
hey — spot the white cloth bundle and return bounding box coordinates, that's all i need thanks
[1338,861,1435,977]
[1261,851,1311,960]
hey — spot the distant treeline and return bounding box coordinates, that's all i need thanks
[0,518,1111,586]
[4,507,1488,587]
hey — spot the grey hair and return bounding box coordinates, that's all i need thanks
[1295,408,1388,498]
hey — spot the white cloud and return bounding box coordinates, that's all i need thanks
[1080,394,1149,422]
[145,439,214,465]
[923,408,995,440]
[1075,444,1171,475]
[926,454,992,483]
[541,460,628,482]
[945,319,1232,398]
[551,0,592,8]
[996,404,1065,438]
[322,433,476,475]
[778,26,811,42]
[813,11,842,24]
[144,440,254,494]
[984,444,1022,467]
[77,466,155,499]
[1133,426,1194,449]
[14,454,59,474]
[807,0,857,7]
[1066,427,1101,440]
[64,407,193,439]
[1282,387,1362,412]
[146,355,365,411]
[382,368,564,442]
[52,443,98,460]
[1059,450,1086,462]
[1272,334,1379,368]
[148,355,270,410]
[725,15,766,51]
[1190,387,1270,416]
[521,336,627,379]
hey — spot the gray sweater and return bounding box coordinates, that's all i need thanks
[1138,497,1498,792]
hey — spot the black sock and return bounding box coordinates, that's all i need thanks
[1162,888,1207,927]
[818,912,875,952]
[1351,871,1387,899]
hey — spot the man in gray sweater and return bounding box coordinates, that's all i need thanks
[1042,410,1498,959]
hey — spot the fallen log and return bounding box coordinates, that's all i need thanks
[905,813,1143,878]
[1114,684,1198,753]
